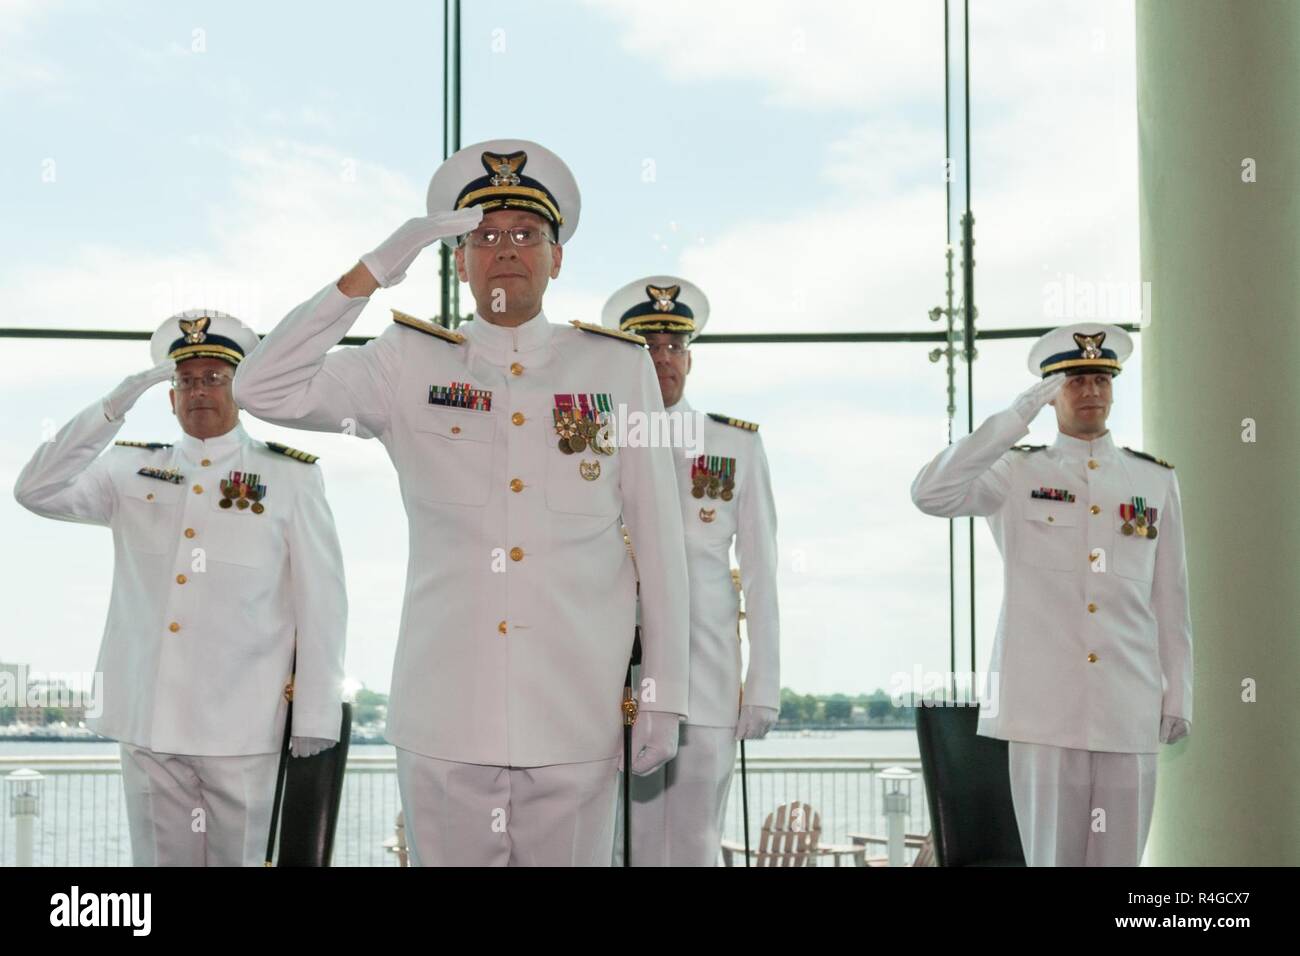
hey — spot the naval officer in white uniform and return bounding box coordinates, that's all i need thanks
[911,323,1192,866]
[13,311,347,866]
[603,277,780,866]
[233,140,690,866]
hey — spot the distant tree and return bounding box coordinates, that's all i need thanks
[824,695,852,721]
[353,688,389,725]
[0,707,14,726]
[802,694,821,722]
[43,708,65,724]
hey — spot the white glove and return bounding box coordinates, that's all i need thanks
[102,361,176,422]
[1010,374,1065,425]
[1158,715,1190,745]
[289,736,336,759]
[736,705,779,741]
[620,711,680,776]
[359,208,484,288]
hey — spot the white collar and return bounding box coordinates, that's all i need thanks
[177,421,247,461]
[1052,428,1116,460]
[461,309,552,352]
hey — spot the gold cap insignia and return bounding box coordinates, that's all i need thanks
[1073,331,1106,359]
[483,150,526,187]
[647,284,681,313]
[178,316,211,345]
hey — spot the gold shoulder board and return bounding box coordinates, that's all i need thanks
[114,441,172,450]
[1010,444,1046,452]
[392,309,466,344]
[707,413,759,432]
[265,441,319,464]
[570,320,647,346]
[1123,446,1174,469]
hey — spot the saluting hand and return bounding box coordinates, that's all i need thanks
[359,207,485,289]
[102,360,176,422]
[1010,374,1065,425]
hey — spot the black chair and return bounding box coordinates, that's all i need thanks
[915,701,1025,866]
[275,702,352,867]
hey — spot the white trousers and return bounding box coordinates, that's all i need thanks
[395,748,620,866]
[1008,741,1158,866]
[118,743,280,867]
[626,723,736,867]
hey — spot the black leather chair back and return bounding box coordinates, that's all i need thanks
[276,702,352,867]
[915,701,1025,866]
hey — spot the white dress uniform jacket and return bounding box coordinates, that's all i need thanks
[669,398,780,727]
[910,409,1192,753]
[13,405,347,755]
[232,282,690,767]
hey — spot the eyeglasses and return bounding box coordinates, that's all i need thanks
[646,342,689,357]
[173,371,233,391]
[463,225,552,248]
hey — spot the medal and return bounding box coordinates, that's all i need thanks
[1145,506,1158,540]
[699,507,716,523]
[579,459,601,481]
[569,433,587,453]
[1119,502,1134,535]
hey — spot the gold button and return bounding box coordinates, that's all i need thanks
[498,620,508,635]
[201,458,211,467]
[1087,653,1099,663]
[176,574,187,585]
[510,362,524,376]
[1088,602,1097,613]
[1046,516,1054,523]
[1090,505,1101,515]
[184,528,196,538]
[511,412,525,426]
[146,493,154,501]
[1088,459,1098,470]
[168,622,180,633]
[510,547,524,562]
[451,425,461,435]
[284,681,294,702]
[1089,551,1100,563]
[192,484,203,494]
[510,478,524,493]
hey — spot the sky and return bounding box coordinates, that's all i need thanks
[0,0,1147,700]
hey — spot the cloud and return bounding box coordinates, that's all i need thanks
[581,0,941,112]
[0,0,66,95]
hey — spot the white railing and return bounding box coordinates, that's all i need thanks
[1,754,927,867]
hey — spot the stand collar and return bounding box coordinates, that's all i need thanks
[1052,428,1116,460]
[178,421,247,461]
[461,309,552,353]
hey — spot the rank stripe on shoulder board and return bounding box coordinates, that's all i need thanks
[707,413,758,432]
[570,320,646,346]
[265,442,319,464]
[392,309,466,344]
[115,441,173,450]
[1123,447,1174,469]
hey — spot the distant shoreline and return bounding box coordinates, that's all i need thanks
[1,724,917,743]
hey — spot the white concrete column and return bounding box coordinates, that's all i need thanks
[1137,0,1300,865]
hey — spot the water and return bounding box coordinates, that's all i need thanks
[0,728,920,759]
